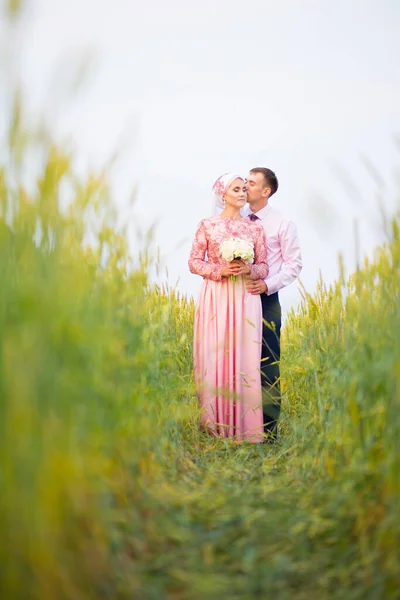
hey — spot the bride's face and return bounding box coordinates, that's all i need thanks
[223,178,247,208]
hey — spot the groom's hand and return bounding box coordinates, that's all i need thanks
[246,279,268,295]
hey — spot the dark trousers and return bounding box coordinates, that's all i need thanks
[260,292,281,436]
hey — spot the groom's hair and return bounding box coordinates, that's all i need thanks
[249,167,279,197]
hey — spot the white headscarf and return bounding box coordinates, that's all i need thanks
[212,172,244,215]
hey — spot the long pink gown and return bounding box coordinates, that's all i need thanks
[188,216,268,443]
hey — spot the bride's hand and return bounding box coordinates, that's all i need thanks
[221,260,250,278]
[234,260,251,275]
[220,262,240,277]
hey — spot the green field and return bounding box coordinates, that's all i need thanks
[1,83,400,600]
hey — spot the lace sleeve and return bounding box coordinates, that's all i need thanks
[248,225,269,280]
[188,221,224,281]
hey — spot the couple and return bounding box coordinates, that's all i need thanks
[188,168,302,443]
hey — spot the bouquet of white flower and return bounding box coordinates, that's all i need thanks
[220,236,255,281]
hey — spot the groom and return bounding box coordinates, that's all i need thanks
[244,167,302,440]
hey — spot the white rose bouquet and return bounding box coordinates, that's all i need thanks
[220,236,255,281]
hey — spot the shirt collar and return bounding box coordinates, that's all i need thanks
[250,203,271,220]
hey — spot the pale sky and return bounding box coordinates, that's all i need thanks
[2,0,400,317]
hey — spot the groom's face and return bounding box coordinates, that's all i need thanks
[246,172,270,204]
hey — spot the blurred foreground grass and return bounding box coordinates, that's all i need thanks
[1,97,400,599]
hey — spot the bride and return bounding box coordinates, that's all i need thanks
[188,173,268,443]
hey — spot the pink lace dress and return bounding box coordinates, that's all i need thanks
[188,216,268,443]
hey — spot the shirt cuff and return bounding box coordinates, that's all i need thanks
[264,275,279,295]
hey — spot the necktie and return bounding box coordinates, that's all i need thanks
[248,213,259,221]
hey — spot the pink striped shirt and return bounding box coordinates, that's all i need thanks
[244,204,302,296]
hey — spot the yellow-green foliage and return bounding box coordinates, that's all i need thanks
[0,97,195,599]
[1,96,400,598]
